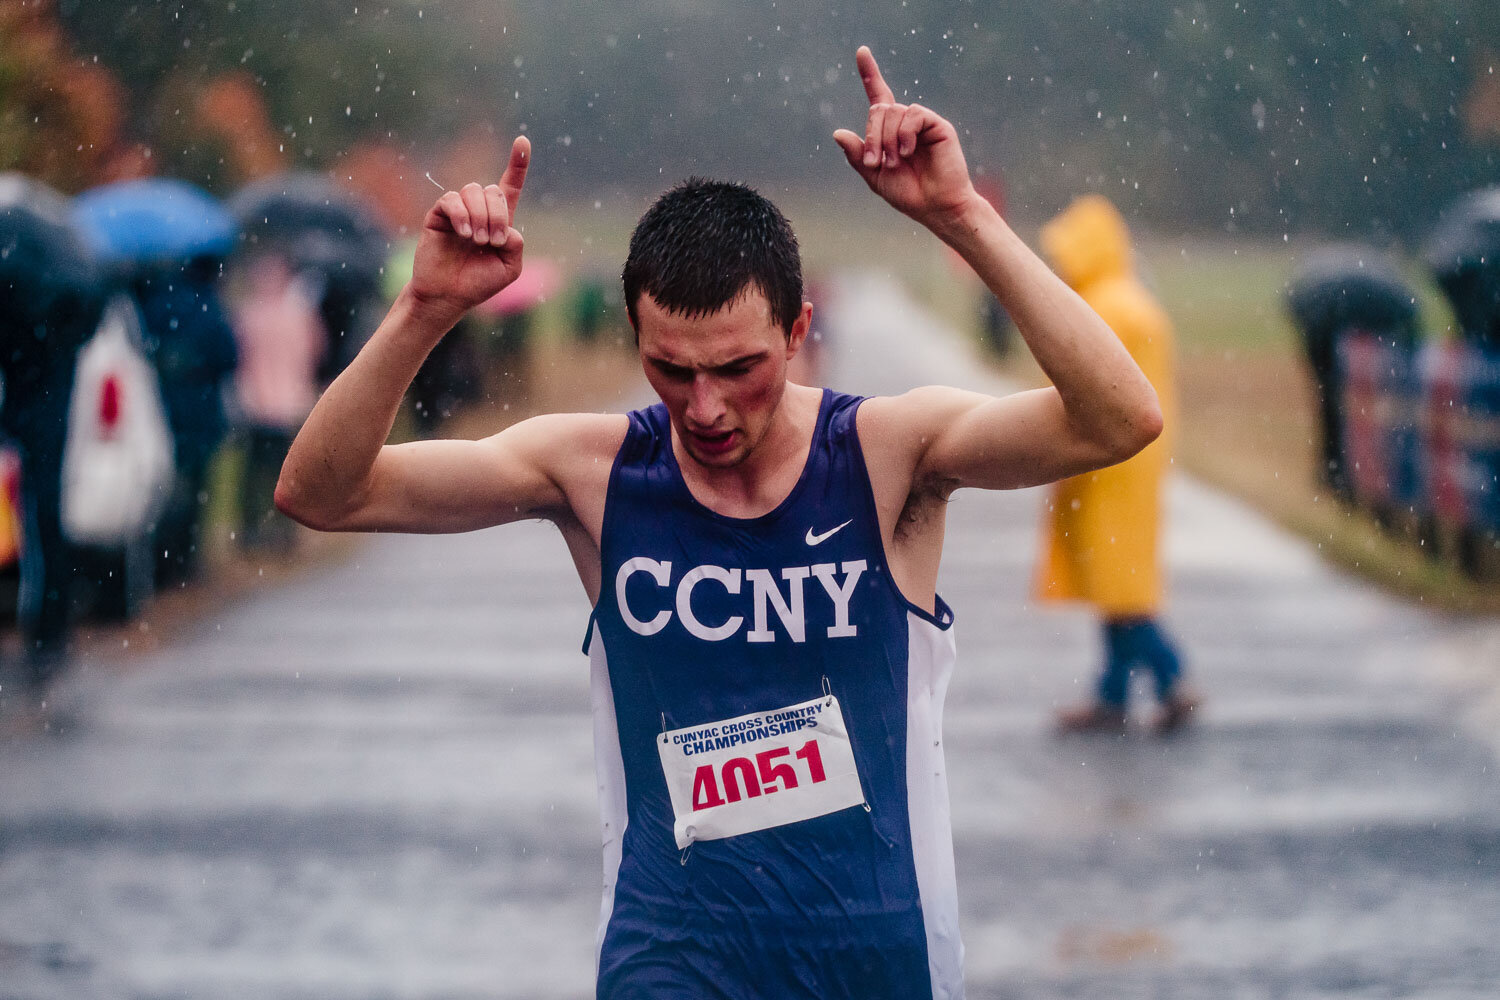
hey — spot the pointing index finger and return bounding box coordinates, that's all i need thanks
[856,45,895,105]
[499,135,531,217]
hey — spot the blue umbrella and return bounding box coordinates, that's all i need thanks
[73,178,236,264]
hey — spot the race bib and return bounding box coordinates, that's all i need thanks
[657,695,866,850]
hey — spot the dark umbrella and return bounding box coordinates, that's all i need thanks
[1285,244,1418,501]
[1287,245,1418,346]
[72,178,235,266]
[1424,188,1500,344]
[0,173,103,351]
[1426,188,1500,269]
[229,172,389,286]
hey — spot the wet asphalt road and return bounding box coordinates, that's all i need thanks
[2,275,1499,999]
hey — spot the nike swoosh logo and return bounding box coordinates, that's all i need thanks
[805,519,853,546]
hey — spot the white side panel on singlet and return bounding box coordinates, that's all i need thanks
[588,623,629,971]
[904,610,964,1000]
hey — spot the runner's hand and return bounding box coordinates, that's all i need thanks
[409,135,530,321]
[833,47,976,228]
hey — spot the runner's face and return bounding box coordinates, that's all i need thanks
[635,289,809,468]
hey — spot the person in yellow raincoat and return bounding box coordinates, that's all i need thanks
[1034,195,1199,733]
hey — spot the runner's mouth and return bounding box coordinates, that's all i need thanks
[689,428,737,454]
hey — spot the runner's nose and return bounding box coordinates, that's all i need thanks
[686,374,726,428]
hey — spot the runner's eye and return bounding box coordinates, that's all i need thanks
[654,361,692,381]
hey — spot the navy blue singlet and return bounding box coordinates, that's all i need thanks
[584,389,962,999]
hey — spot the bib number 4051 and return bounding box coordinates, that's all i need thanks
[658,694,864,849]
[691,740,827,810]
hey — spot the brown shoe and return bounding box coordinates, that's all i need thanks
[1055,702,1128,735]
[1152,689,1202,735]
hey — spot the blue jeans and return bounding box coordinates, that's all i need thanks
[1098,617,1183,707]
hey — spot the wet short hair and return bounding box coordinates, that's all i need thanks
[622,178,803,335]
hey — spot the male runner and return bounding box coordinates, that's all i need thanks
[278,46,1161,1000]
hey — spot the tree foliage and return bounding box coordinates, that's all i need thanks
[0,0,126,191]
[33,0,1500,237]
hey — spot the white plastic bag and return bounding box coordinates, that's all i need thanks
[61,296,175,547]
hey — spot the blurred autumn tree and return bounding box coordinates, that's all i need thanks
[16,0,1500,235]
[52,0,466,198]
[0,0,290,192]
[0,0,126,192]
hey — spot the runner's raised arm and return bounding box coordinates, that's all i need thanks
[274,137,621,543]
[833,47,1163,493]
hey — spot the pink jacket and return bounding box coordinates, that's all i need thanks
[231,264,326,429]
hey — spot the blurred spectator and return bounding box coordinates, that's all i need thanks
[1,175,105,681]
[1286,246,1418,504]
[3,321,91,674]
[229,173,388,387]
[410,316,483,434]
[0,449,22,573]
[131,256,238,584]
[571,276,610,344]
[474,256,559,371]
[973,177,1014,356]
[316,272,382,386]
[946,176,1014,356]
[62,295,175,624]
[229,254,325,552]
[1033,195,1199,735]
